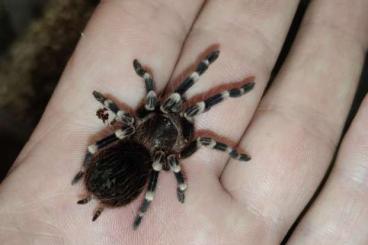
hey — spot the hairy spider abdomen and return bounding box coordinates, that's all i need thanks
[85,141,152,206]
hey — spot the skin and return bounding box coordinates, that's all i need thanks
[1,0,368,244]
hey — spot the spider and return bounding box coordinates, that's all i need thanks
[71,50,255,229]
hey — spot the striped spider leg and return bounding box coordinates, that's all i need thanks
[161,50,220,113]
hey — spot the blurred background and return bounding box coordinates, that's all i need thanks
[0,0,367,184]
[0,0,98,180]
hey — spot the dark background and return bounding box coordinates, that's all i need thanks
[0,1,367,242]
[0,0,98,180]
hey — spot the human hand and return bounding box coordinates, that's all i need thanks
[1,0,368,244]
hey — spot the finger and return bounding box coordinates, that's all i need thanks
[169,0,299,177]
[288,94,368,245]
[1,0,204,228]
[12,0,205,167]
[222,0,368,240]
[0,0,205,242]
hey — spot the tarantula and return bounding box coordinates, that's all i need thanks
[71,50,255,229]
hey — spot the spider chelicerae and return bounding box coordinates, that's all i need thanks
[71,49,255,229]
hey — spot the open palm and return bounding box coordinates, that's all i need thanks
[1,1,368,244]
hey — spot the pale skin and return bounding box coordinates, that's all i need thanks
[1,0,368,244]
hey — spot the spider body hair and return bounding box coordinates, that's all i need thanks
[85,107,194,206]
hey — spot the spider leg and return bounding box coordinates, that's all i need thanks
[92,205,104,221]
[77,194,92,205]
[161,50,220,113]
[133,151,164,229]
[71,126,135,185]
[92,91,134,125]
[181,137,251,161]
[167,154,187,203]
[183,81,255,121]
[133,59,158,111]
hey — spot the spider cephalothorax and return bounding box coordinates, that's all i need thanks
[71,50,255,229]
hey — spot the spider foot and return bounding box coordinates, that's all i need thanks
[71,171,84,185]
[177,188,185,203]
[77,195,91,205]
[92,206,104,221]
[133,215,143,230]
